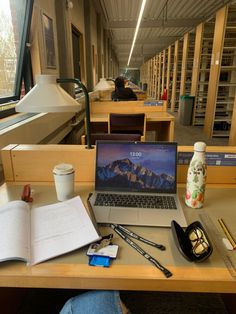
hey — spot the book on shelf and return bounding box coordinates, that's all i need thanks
[0,196,101,265]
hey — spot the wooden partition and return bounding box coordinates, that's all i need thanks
[98,87,147,101]
[90,100,167,114]
[132,90,147,100]
[2,144,236,185]
[87,99,173,142]
[98,89,114,100]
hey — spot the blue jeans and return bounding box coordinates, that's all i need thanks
[60,290,126,314]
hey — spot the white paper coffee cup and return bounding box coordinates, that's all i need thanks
[53,163,75,201]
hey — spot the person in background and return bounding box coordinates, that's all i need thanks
[60,290,129,314]
[111,76,137,101]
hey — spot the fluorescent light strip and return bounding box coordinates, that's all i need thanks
[127,0,147,66]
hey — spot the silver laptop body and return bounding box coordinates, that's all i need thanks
[90,141,187,227]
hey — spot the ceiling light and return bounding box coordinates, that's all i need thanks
[127,0,147,67]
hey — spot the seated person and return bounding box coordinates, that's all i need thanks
[60,290,129,314]
[111,76,137,101]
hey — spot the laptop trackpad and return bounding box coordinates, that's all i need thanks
[109,208,139,224]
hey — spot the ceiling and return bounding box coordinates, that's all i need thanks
[94,0,233,69]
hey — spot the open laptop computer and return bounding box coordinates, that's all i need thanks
[89,141,187,227]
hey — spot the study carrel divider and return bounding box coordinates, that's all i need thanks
[1,144,236,185]
[90,100,168,114]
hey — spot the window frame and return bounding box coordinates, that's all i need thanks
[0,0,34,114]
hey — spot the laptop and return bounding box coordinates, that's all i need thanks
[89,141,187,227]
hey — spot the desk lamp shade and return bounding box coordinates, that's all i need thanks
[94,78,113,91]
[16,75,81,113]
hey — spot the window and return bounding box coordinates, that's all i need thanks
[0,0,33,116]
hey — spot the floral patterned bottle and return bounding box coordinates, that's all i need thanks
[185,142,207,208]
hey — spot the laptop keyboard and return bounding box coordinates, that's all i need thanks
[94,193,177,209]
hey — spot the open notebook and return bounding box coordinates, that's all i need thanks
[90,141,187,227]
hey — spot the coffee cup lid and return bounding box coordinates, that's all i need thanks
[53,163,74,175]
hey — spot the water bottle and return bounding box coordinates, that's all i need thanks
[185,142,207,208]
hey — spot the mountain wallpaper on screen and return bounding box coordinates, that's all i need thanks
[96,158,175,190]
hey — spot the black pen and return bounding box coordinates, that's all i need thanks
[86,193,101,237]
[110,223,172,278]
[114,223,165,251]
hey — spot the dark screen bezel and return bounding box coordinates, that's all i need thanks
[95,141,177,194]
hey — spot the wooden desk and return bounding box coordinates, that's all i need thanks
[89,112,175,141]
[0,182,236,292]
[1,144,236,292]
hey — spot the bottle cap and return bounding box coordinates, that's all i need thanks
[53,163,74,175]
[194,142,206,152]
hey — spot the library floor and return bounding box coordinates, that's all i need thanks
[145,112,229,146]
[172,112,229,146]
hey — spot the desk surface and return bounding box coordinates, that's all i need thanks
[0,183,236,292]
[89,112,175,141]
[90,112,174,122]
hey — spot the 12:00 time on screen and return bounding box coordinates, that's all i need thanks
[130,151,142,157]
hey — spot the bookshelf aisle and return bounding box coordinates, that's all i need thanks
[204,3,236,144]
[212,3,236,138]
[171,38,183,112]
[192,18,215,125]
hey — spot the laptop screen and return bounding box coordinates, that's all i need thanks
[95,141,177,194]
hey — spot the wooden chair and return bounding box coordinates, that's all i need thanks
[108,113,146,141]
[81,133,141,145]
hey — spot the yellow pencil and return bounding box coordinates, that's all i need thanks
[218,218,236,250]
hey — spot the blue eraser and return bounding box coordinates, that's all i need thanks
[89,255,111,267]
